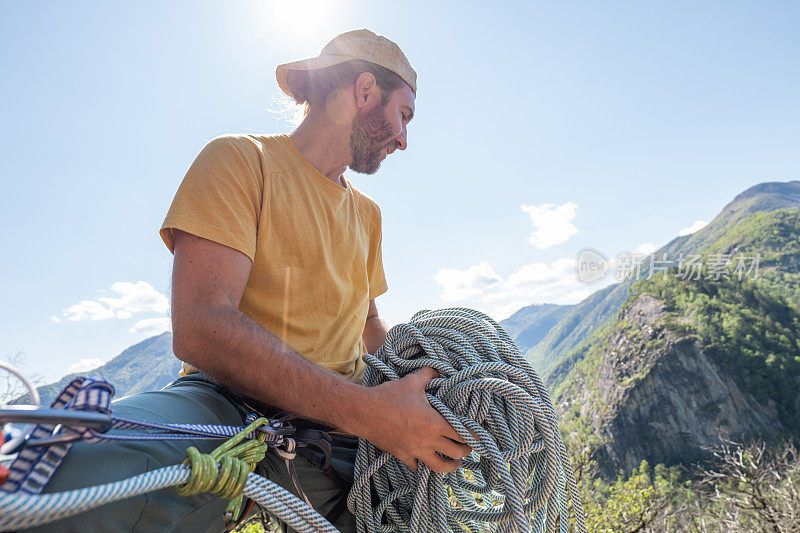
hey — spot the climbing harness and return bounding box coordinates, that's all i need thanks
[349,308,586,533]
[0,307,585,532]
[0,376,337,532]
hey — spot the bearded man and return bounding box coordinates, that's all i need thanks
[32,29,471,533]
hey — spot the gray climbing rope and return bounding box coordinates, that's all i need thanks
[348,307,586,533]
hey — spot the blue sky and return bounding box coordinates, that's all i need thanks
[1,1,798,382]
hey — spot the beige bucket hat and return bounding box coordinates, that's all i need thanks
[276,29,417,99]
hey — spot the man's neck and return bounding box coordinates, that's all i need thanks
[289,112,351,185]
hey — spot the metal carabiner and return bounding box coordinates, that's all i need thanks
[0,407,113,448]
[0,406,113,431]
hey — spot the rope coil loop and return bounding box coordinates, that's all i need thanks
[177,447,250,499]
[349,307,586,533]
[177,416,270,502]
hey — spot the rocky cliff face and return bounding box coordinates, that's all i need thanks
[561,293,785,477]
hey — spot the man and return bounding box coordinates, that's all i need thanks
[33,29,470,532]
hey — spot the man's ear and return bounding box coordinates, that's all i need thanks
[354,72,379,110]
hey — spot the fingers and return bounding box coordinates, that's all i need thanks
[410,366,439,385]
[437,436,472,460]
[397,455,418,472]
[432,412,471,446]
[422,452,461,474]
[439,420,467,444]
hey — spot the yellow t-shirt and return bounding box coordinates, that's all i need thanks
[159,134,388,383]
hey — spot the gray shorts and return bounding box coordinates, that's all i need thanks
[25,374,357,533]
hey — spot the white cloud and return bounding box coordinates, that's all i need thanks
[504,257,576,288]
[434,261,502,302]
[499,258,589,304]
[62,300,116,321]
[634,242,657,256]
[434,257,606,321]
[520,201,579,249]
[678,220,709,236]
[129,317,172,337]
[51,316,61,323]
[68,358,104,373]
[60,281,169,322]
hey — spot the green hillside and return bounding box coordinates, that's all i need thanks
[499,303,572,354]
[698,207,800,306]
[526,181,800,382]
[526,282,633,378]
[551,206,800,480]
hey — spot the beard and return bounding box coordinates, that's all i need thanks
[348,103,395,175]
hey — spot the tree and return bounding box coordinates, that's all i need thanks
[701,438,800,532]
[0,351,42,405]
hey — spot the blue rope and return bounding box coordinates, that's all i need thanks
[93,416,289,443]
[0,466,337,532]
[348,307,586,533]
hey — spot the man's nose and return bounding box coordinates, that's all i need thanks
[394,128,408,151]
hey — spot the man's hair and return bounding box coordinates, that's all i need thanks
[289,59,408,114]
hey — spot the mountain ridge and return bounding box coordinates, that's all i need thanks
[29,332,180,406]
[522,180,800,379]
[551,199,800,478]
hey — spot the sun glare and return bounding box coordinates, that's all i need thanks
[260,0,343,42]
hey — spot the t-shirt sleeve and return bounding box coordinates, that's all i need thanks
[159,136,263,262]
[367,205,388,300]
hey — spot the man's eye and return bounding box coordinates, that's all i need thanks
[402,114,408,121]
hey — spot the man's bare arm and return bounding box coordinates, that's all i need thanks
[362,299,388,354]
[170,230,471,473]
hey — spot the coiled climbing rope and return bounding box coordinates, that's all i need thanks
[348,308,586,533]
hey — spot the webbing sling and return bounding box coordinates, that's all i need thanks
[2,378,114,495]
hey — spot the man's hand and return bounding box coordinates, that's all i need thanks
[358,367,472,474]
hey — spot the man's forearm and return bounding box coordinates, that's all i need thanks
[168,231,470,474]
[173,305,374,437]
